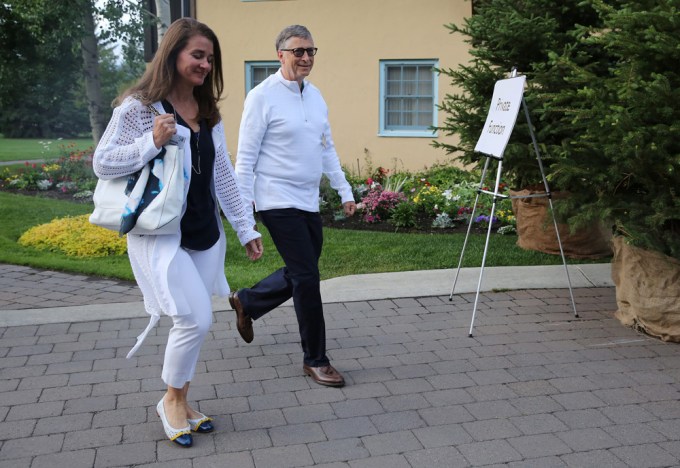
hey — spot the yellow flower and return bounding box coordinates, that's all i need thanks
[42,164,61,173]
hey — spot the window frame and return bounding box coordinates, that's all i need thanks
[244,61,280,95]
[143,0,195,61]
[378,59,439,138]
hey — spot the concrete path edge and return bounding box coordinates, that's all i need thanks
[0,263,612,327]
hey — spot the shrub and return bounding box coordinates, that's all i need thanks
[368,166,390,185]
[389,201,418,229]
[19,215,127,257]
[413,163,477,188]
[412,183,446,216]
[359,188,406,223]
[495,206,516,226]
[5,162,47,190]
[319,175,342,216]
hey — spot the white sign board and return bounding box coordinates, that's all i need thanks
[474,75,526,159]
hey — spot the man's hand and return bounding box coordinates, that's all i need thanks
[343,201,356,217]
[245,238,263,260]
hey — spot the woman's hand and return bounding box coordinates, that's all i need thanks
[152,113,177,149]
[245,237,263,261]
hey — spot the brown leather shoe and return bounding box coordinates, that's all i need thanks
[303,364,345,387]
[229,291,253,343]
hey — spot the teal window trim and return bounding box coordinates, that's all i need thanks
[379,59,439,138]
[245,61,280,95]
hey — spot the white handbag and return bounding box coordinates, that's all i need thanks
[89,105,185,236]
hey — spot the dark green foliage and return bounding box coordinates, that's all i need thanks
[434,0,604,189]
[0,1,87,137]
[412,162,478,188]
[550,0,680,259]
[0,0,146,139]
[389,201,418,229]
[437,0,678,258]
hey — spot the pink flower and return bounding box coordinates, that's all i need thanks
[360,188,406,223]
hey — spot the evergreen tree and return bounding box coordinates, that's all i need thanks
[550,0,680,258]
[434,0,604,189]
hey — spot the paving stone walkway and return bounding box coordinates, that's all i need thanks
[1,265,680,467]
[0,265,141,310]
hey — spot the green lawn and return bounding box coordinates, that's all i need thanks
[0,192,607,291]
[0,137,95,162]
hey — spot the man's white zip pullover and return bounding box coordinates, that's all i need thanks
[235,69,354,213]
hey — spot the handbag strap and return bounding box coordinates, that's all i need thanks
[146,103,161,116]
[131,93,161,117]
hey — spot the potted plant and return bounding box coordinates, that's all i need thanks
[549,0,680,340]
[435,0,611,258]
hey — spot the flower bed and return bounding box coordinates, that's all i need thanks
[1,142,95,200]
[321,164,517,235]
[3,151,517,235]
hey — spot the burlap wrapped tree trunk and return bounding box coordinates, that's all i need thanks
[611,236,680,342]
[509,188,612,259]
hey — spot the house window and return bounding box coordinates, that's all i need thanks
[379,60,438,137]
[245,61,279,94]
[143,0,195,61]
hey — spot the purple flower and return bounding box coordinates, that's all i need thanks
[474,215,499,225]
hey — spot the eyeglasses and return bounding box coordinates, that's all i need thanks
[279,47,318,57]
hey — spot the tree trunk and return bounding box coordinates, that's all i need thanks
[81,0,105,145]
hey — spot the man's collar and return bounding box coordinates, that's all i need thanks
[276,69,307,93]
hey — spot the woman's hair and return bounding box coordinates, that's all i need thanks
[118,18,223,127]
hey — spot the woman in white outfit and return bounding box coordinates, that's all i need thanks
[93,18,263,448]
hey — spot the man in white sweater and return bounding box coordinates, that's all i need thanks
[232,25,356,387]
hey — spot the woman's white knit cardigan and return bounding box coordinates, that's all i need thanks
[93,96,260,358]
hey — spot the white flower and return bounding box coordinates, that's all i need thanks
[37,179,53,190]
[432,213,454,228]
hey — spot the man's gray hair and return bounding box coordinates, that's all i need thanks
[275,24,312,50]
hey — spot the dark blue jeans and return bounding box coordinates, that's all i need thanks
[238,209,328,367]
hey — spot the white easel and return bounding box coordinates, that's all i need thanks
[449,69,578,337]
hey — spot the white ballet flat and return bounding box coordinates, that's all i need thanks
[188,412,214,433]
[156,398,192,447]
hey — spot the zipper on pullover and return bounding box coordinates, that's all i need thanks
[300,91,307,122]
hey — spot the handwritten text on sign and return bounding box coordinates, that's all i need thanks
[474,75,526,159]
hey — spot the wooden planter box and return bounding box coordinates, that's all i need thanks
[611,236,680,342]
[510,188,612,259]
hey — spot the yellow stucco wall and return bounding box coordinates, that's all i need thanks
[196,0,471,175]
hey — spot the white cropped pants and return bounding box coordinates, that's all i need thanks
[161,240,221,389]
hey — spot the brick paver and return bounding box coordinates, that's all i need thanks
[0,265,141,310]
[1,265,680,467]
